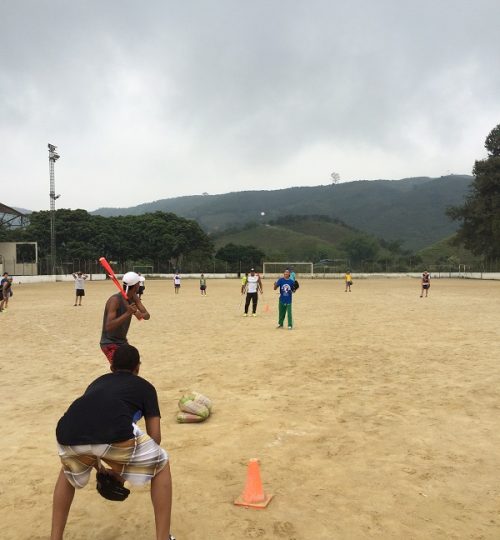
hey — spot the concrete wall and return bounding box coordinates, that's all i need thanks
[11,274,107,284]
[0,242,38,275]
[9,273,238,284]
[8,272,500,284]
[137,274,239,280]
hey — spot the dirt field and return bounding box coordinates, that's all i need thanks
[1,277,500,539]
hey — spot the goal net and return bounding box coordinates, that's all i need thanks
[133,265,154,275]
[262,261,313,278]
[458,264,472,279]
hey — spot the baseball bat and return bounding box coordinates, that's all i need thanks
[99,257,128,300]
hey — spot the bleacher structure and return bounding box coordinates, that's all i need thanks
[0,203,29,229]
[0,204,37,275]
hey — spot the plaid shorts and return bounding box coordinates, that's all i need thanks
[57,433,168,488]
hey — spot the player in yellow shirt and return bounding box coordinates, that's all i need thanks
[344,271,353,292]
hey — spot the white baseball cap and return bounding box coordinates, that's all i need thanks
[122,271,141,286]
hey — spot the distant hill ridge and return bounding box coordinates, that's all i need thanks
[91,175,473,250]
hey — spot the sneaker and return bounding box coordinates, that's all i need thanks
[169,534,176,540]
[252,313,257,317]
[288,326,293,330]
[243,313,248,317]
[276,325,283,329]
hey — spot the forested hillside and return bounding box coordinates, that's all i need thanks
[212,216,397,265]
[92,175,472,250]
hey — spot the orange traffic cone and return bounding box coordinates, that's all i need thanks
[234,458,273,509]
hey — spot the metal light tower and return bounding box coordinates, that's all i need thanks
[48,143,60,274]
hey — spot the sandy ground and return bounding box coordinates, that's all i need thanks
[1,277,500,540]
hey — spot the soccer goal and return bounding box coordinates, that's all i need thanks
[458,264,472,279]
[133,265,154,275]
[262,261,313,278]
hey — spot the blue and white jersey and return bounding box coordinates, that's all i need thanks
[276,278,294,305]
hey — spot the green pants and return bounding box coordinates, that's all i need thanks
[278,301,293,327]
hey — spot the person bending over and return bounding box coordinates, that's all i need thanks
[50,344,174,540]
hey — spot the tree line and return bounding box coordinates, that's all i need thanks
[1,209,268,272]
[4,210,213,268]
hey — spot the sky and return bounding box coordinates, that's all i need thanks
[2,1,500,212]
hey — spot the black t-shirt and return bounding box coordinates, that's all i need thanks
[56,371,161,445]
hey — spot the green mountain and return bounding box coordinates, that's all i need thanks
[212,218,355,261]
[417,235,479,266]
[92,175,472,251]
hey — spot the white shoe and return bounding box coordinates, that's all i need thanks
[252,313,257,317]
[288,326,293,330]
[276,325,283,329]
[243,313,248,317]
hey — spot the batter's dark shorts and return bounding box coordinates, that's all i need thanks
[76,289,85,297]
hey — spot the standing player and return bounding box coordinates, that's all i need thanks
[1,272,9,290]
[0,275,12,312]
[241,268,263,317]
[138,273,146,299]
[0,272,12,310]
[72,271,88,306]
[344,270,353,292]
[199,273,207,295]
[274,268,295,329]
[420,270,431,297]
[100,271,150,364]
[173,272,181,294]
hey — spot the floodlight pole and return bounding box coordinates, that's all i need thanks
[48,143,60,274]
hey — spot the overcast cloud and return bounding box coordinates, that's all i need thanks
[1,0,500,211]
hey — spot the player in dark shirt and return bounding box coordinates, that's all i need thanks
[50,345,173,540]
[420,270,431,298]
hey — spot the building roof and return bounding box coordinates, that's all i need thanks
[0,203,29,228]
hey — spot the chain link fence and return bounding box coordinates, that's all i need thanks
[2,257,263,276]
[4,255,500,277]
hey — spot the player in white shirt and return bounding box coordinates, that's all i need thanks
[138,273,146,298]
[241,268,263,317]
[72,271,88,306]
[173,273,181,294]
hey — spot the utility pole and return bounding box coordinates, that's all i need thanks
[48,143,60,274]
